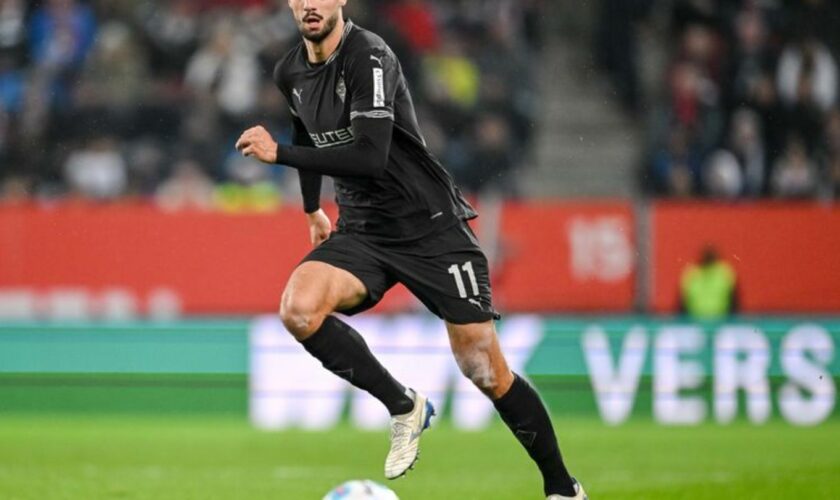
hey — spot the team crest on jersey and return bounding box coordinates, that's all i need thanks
[336,76,346,103]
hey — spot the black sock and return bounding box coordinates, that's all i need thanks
[301,316,414,416]
[493,373,575,497]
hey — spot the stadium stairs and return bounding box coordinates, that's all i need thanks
[522,5,643,199]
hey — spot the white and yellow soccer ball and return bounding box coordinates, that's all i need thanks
[323,479,399,500]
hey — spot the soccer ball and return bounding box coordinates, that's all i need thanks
[323,480,399,500]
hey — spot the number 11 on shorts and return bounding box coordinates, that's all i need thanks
[448,261,479,298]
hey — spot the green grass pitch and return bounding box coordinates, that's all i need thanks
[0,416,837,499]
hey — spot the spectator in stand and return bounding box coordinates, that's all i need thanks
[821,108,840,198]
[155,159,216,211]
[73,21,149,126]
[185,18,261,124]
[680,21,726,88]
[0,0,24,181]
[0,100,10,162]
[645,0,840,200]
[476,14,537,154]
[671,57,722,153]
[177,93,226,179]
[777,35,837,154]
[0,0,544,204]
[771,135,818,198]
[704,107,765,197]
[725,5,776,110]
[215,154,281,213]
[28,0,97,107]
[652,125,703,197]
[238,1,298,68]
[0,0,27,65]
[787,0,840,62]
[671,0,725,36]
[743,71,785,163]
[135,0,200,78]
[510,0,545,53]
[829,156,840,199]
[0,52,23,129]
[63,135,127,200]
[679,245,738,320]
[729,107,766,195]
[649,56,722,196]
[0,173,29,203]
[202,0,271,8]
[125,139,167,196]
[384,0,439,54]
[703,150,742,199]
[421,31,479,179]
[452,112,515,195]
[595,0,653,114]
[424,32,480,111]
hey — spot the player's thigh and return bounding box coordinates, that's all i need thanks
[282,232,394,325]
[393,223,499,325]
[282,260,368,315]
[445,320,513,399]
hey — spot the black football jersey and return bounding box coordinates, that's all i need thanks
[273,20,477,242]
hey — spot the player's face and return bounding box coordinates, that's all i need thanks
[288,0,347,43]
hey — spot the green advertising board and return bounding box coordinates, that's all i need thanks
[0,316,837,426]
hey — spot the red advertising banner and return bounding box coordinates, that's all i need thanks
[651,202,840,313]
[0,202,635,317]
[0,204,313,316]
[492,202,635,311]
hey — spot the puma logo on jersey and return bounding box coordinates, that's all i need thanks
[292,88,304,103]
[369,54,384,67]
[336,76,346,103]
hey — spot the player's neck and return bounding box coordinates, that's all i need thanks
[305,16,347,64]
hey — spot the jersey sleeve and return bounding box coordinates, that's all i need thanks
[273,58,300,119]
[274,58,321,212]
[292,117,322,213]
[344,39,399,122]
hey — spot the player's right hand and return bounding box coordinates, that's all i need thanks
[306,209,331,247]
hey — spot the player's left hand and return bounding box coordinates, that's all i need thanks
[235,126,278,164]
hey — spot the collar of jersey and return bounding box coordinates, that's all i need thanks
[304,19,354,70]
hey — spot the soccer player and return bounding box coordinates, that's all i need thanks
[236,1,586,498]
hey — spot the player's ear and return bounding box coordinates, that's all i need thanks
[338,0,347,7]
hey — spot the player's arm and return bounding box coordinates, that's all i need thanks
[237,42,398,177]
[237,116,393,177]
[291,116,323,214]
[290,116,331,246]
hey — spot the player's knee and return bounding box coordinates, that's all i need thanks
[454,350,501,397]
[279,293,325,341]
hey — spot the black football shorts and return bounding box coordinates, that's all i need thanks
[302,221,500,324]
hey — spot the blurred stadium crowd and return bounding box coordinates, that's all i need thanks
[0,0,542,208]
[643,0,840,199]
[4,0,838,206]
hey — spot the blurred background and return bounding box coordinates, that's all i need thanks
[1,1,839,499]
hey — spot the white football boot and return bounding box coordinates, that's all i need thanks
[547,478,587,500]
[384,389,435,480]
